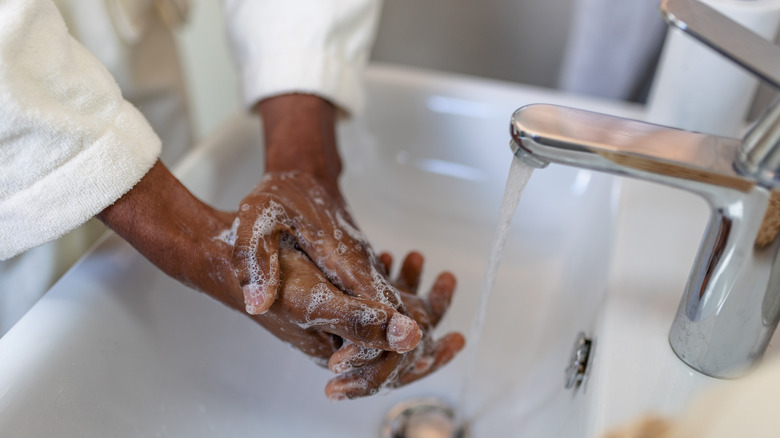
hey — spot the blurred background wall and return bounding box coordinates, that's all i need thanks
[370,0,575,87]
[174,0,584,141]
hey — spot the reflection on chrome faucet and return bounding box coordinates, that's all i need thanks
[507,0,780,379]
[510,104,773,378]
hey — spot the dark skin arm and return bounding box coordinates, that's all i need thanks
[97,160,239,306]
[98,93,464,399]
[96,161,463,399]
[96,160,421,355]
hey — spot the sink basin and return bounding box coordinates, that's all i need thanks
[0,65,695,437]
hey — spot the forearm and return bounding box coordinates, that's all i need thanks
[96,160,241,307]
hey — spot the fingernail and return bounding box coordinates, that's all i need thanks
[327,391,347,402]
[387,313,421,352]
[243,283,268,314]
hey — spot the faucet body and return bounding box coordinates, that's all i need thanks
[511,105,776,378]
[509,0,780,379]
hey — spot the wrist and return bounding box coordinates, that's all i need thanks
[97,161,227,242]
[255,94,342,189]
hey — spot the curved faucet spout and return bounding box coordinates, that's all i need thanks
[510,104,751,193]
[510,104,779,378]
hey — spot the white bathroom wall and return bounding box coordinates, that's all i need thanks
[175,1,241,141]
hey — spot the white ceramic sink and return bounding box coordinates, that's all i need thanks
[0,65,735,437]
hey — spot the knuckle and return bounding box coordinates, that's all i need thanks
[346,308,385,345]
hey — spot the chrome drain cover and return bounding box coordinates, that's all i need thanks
[380,398,467,438]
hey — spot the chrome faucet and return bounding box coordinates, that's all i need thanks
[510,0,780,378]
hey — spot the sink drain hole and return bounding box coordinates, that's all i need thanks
[380,398,468,438]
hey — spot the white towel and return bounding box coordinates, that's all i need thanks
[0,0,161,260]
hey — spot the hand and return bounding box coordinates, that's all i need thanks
[98,161,422,360]
[233,93,440,381]
[233,94,407,319]
[253,235,422,362]
[325,252,466,401]
[231,171,404,314]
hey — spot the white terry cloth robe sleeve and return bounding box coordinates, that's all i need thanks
[53,0,194,165]
[0,0,161,260]
[222,0,383,115]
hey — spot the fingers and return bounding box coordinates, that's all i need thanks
[427,272,456,327]
[379,251,424,293]
[325,332,466,400]
[320,251,461,401]
[327,341,382,373]
[231,230,280,315]
[398,252,423,293]
[305,291,422,353]
[378,252,393,276]
[325,353,402,401]
[398,333,465,386]
[336,260,406,311]
[302,235,405,311]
